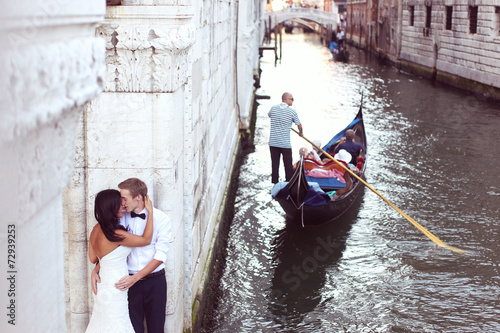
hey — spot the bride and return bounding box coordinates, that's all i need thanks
[85,189,154,333]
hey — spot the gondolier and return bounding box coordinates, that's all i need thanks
[268,92,303,184]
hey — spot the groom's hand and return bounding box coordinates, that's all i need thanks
[91,264,101,295]
[115,275,138,291]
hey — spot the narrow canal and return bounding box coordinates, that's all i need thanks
[201,32,500,332]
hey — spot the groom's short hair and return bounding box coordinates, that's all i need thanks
[118,178,148,199]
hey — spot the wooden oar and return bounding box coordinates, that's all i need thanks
[292,128,465,254]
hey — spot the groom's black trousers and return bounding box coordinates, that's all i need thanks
[128,272,167,333]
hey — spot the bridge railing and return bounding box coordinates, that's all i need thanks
[261,7,339,45]
[263,7,339,29]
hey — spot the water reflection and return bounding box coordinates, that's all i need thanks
[268,193,364,329]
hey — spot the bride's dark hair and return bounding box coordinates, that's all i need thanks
[94,189,127,242]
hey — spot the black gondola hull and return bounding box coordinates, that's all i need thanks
[334,49,349,62]
[274,174,365,226]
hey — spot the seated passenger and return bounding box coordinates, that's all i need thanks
[329,42,338,54]
[331,149,353,200]
[322,137,346,163]
[310,139,322,162]
[294,147,317,169]
[334,129,365,164]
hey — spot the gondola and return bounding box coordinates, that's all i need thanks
[272,97,366,226]
[329,42,350,63]
[333,48,350,62]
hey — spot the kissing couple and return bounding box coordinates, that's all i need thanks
[85,178,172,333]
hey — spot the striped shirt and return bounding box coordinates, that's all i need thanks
[268,102,301,148]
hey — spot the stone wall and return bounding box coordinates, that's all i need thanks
[346,1,368,46]
[400,0,500,100]
[348,0,500,100]
[238,1,263,129]
[64,1,262,332]
[0,0,105,332]
[378,0,403,59]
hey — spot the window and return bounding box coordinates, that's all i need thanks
[445,6,453,30]
[469,6,478,34]
[409,6,415,26]
[425,5,432,29]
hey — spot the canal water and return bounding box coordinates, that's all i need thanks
[201,32,500,332]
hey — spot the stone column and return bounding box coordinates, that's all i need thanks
[0,0,105,332]
[64,119,91,332]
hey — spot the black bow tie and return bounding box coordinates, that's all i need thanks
[131,211,146,219]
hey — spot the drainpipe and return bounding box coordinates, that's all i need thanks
[375,0,379,54]
[396,0,403,60]
[349,2,353,44]
[235,0,242,128]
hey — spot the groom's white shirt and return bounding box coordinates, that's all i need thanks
[120,207,172,274]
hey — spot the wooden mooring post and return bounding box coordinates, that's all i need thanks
[259,19,281,66]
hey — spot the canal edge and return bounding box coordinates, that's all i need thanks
[190,92,260,332]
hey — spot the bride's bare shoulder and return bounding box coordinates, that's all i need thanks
[90,223,101,235]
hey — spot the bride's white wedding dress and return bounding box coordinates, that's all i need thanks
[86,246,135,333]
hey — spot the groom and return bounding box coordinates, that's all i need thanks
[92,178,172,332]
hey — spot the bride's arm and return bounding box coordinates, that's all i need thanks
[117,195,154,247]
[88,226,99,264]
[91,262,101,295]
[115,259,162,291]
[88,225,101,294]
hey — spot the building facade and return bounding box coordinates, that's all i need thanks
[0,0,106,332]
[346,0,369,46]
[346,0,500,101]
[400,0,500,100]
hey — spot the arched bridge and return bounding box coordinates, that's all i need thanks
[260,7,340,63]
[263,8,339,31]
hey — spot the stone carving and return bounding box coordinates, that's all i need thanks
[97,24,195,92]
[0,37,105,142]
